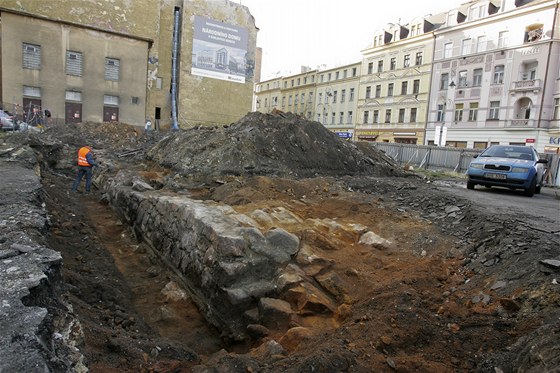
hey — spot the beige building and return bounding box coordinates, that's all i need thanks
[0,10,150,126]
[0,0,258,129]
[254,63,360,140]
[356,15,442,144]
[315,63,361,140]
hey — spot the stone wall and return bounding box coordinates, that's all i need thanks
[103,171,300,340]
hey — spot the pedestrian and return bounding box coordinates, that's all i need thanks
[145,117,152,133]
[71,146,98,194]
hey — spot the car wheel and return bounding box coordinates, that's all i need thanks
[467,180,475,190]
[524,177,536,197]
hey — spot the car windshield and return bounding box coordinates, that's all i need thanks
[480,146,534,160]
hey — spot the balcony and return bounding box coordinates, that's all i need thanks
[510,79,541,94]
[507,119,535,128]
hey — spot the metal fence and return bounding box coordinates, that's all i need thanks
[370,142,560,187]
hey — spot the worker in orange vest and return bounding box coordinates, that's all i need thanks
[71,146,98,194]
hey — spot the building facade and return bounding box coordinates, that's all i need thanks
[356,16,442,144]
[0,0,259,129]
[254,0,559,153]
[426,0,560,153]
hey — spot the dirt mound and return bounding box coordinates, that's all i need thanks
[147,111,404,181]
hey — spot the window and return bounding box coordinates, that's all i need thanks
[348,111,353,123]
[333,91,338,103]
[413,79,420,94]
[493,65,504,84]
[103,94,119,106]
[318,93,322,104]
[339,112,344,124]
[454,103,464,122]
[294,94,299,105]
[398,108,405,123]
[156,77,163,89]
[291,79,294,86]
[23,86,41,97]
[349,88,354,101]
[343,70,347,78]
[488,101,500,120]
[282,96,286,107]
[498,31,508,48]
[65,90,81,103]
[131,96,139,105]
[66,51,83,76]
[476,36,487,53]
[335,72,339,80]
[401,81,408,95]
[368,62,374,74]
[105,58,120,81]
[373,110,379,123]
[297,78,301,85]
[461,39,472,55]
[473,68,483,86]
[341,89,346,102]
[554,98,559,120]
[437,104,445,122]
[375,85,381,98]
[440,73,449,90]
[300,93,305,104]
[23,43,41,69]
[458,70,468,87]
[352,68,357,77]
[365,86,371,99]
[410,108,417,123]
[390,57,396,70]
[387,83,394,96]
[415,52,423,65]
[363,110,369,124]
[525,23,544,43]
[403,54,410,67]
[331,112,335,125]
[377,60,384,73]
[264,98,268,107]
[444,43,453,58]
[385,109,392,123]
[288,95,293,106]
[468,102,478,121]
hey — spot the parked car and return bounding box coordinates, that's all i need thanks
[0,109,18,131]
[466,145,548,197]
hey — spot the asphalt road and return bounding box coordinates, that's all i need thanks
[435,180,560,234]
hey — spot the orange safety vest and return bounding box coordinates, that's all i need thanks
[77,147,92,166]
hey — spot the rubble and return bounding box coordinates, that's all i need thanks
[1,111,559,372]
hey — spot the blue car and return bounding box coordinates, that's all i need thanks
[466,145,548,197]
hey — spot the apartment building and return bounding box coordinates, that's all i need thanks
[0,0,258,129]
[426,0,560,153]
[356,16,442,144]
[315,63,361,140]
[254,0,559,154]
[254,64,360,140]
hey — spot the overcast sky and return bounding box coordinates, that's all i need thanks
[233,0,463,81]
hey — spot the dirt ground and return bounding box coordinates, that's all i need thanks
[5,114,559,372]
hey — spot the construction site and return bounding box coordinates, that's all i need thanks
[1,112,559,372]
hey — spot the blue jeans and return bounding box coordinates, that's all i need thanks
[72,166,93,192]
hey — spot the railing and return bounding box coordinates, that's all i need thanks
[369,142,560,186]
[507,119,535,128]
[510,79,541,92]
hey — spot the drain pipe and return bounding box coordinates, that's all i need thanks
[171,7,180,130]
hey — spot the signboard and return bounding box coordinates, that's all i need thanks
[335,132,353,139]
[525,138,536,143]
[191,16,248,83]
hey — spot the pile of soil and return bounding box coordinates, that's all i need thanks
[2,111,559,372]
